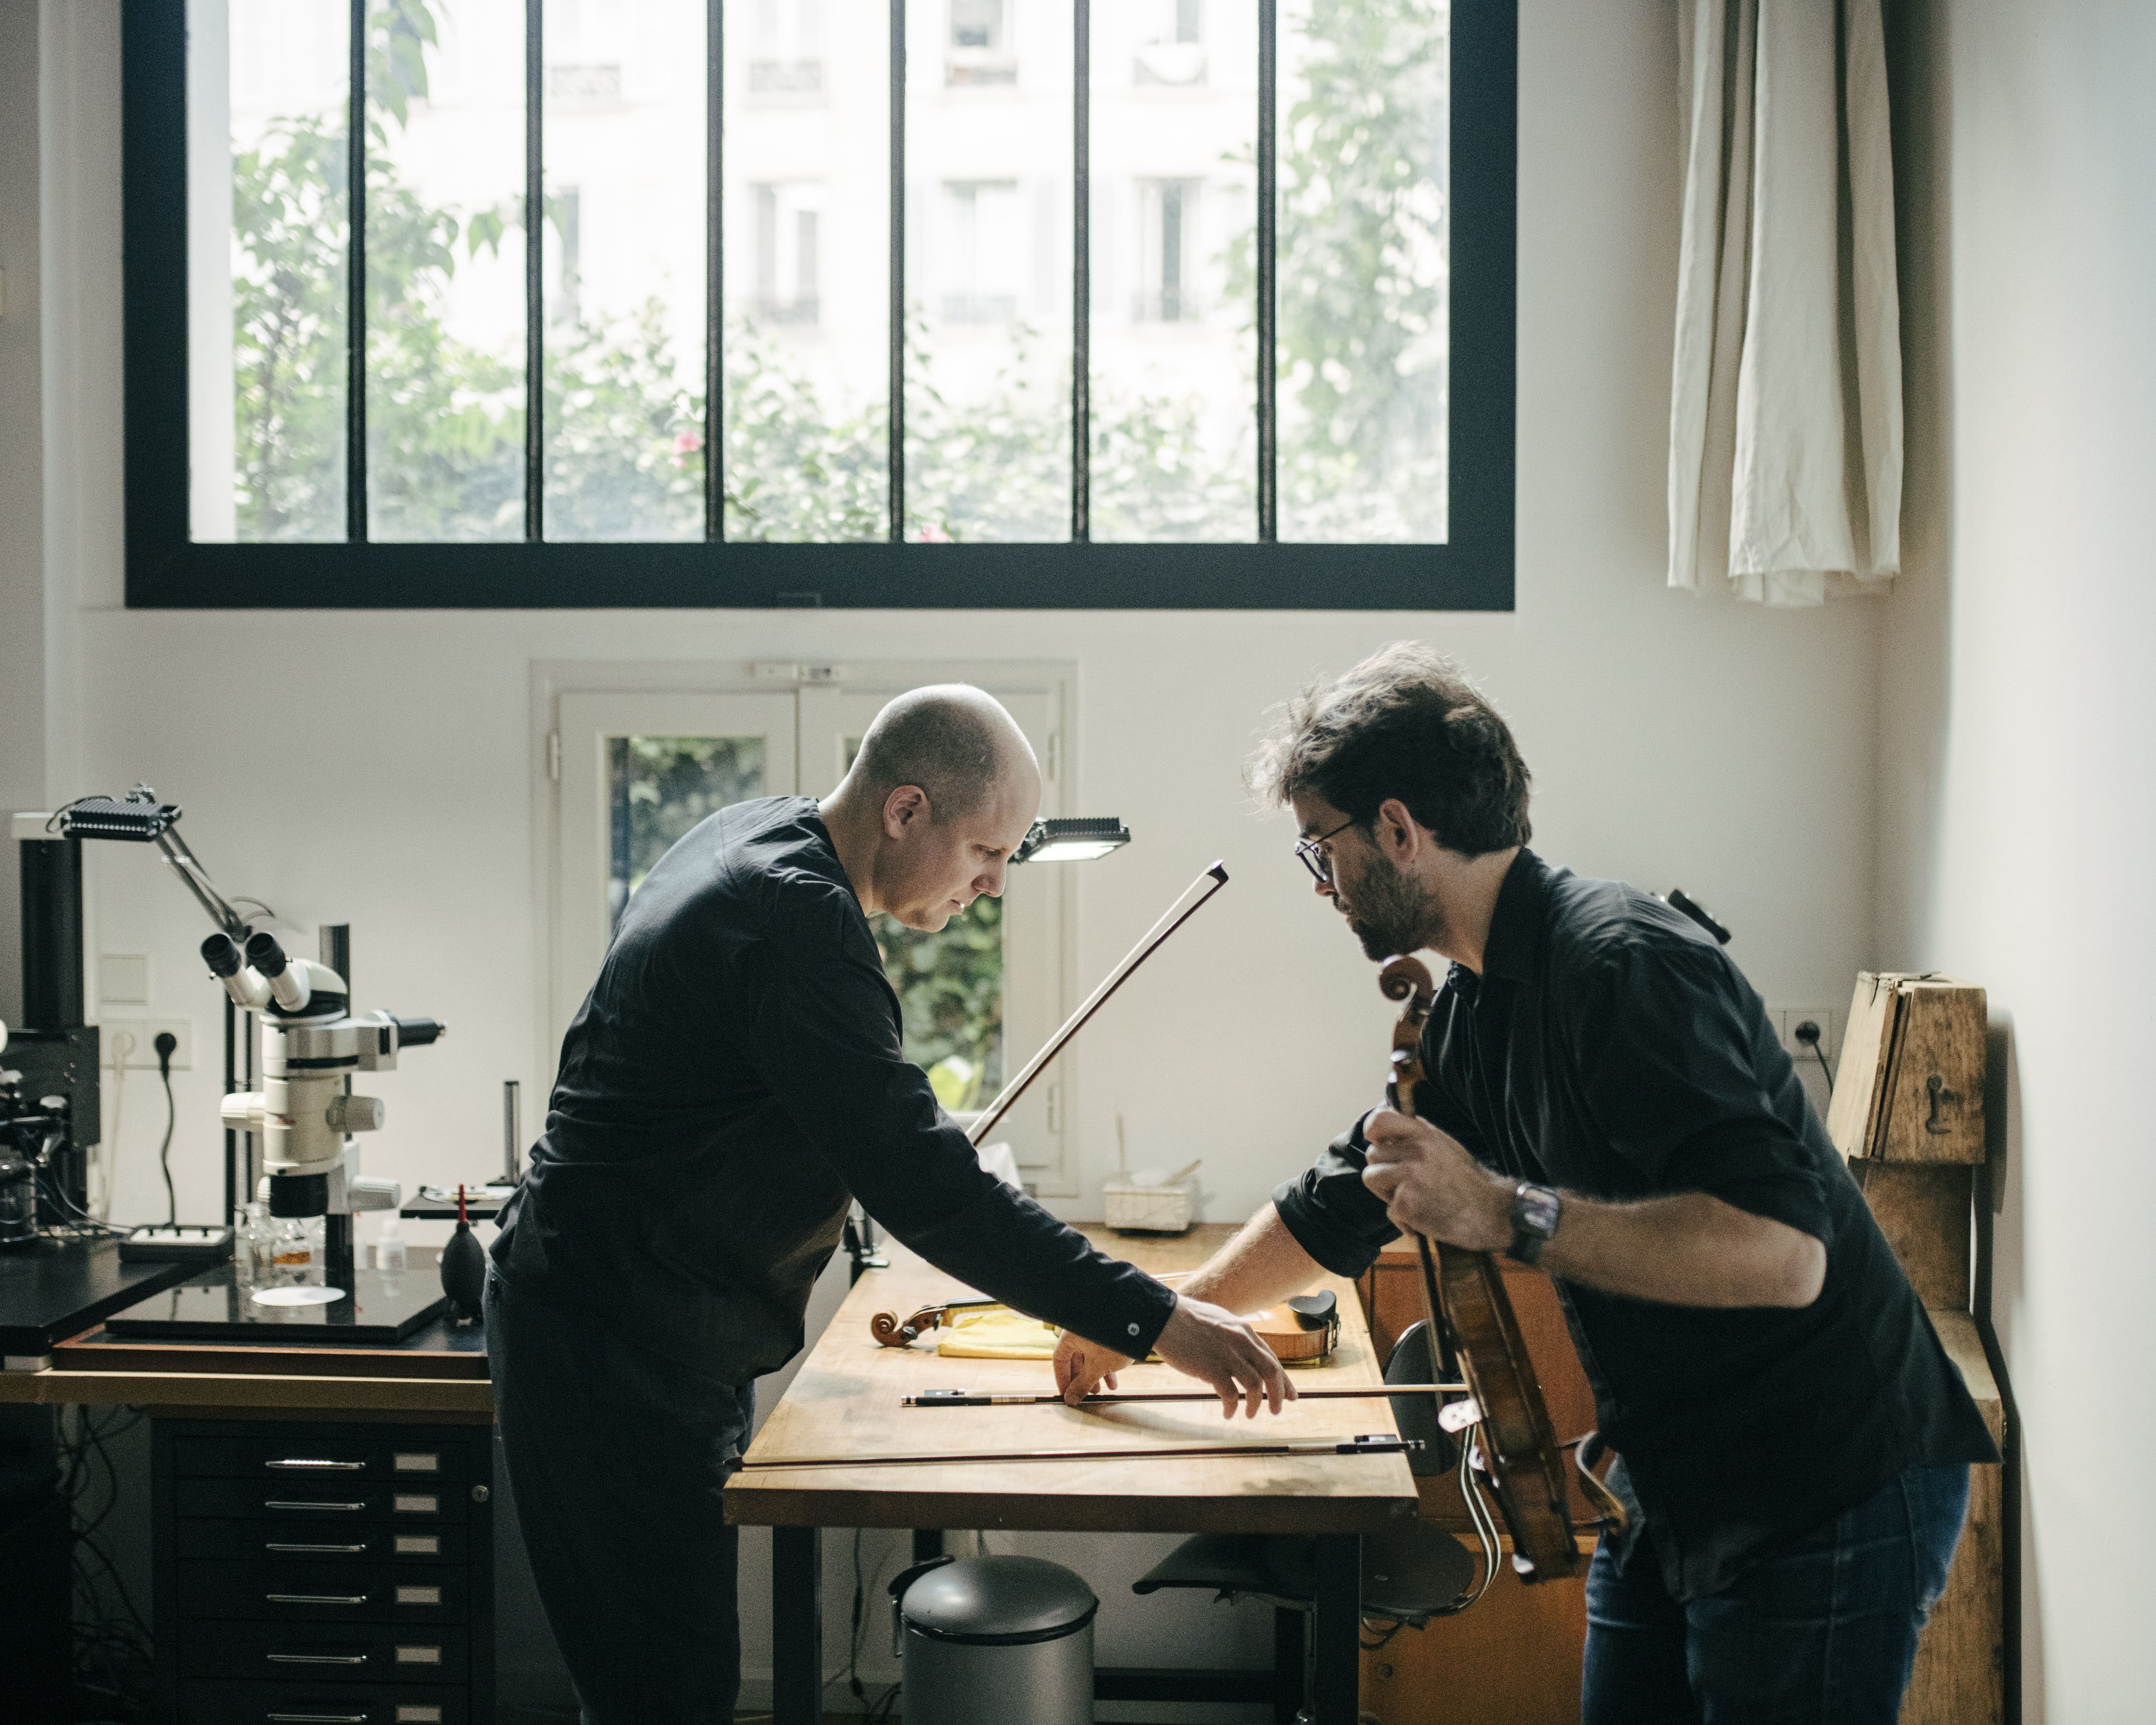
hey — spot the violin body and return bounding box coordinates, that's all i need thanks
[871,1286,1340,1363]
[1380,953,1589,1583]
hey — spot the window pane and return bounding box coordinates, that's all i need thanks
[193,0,351,543]
[366,0,529,542]
[1089,0,1257,542]
[608,736,765,928]
[542,0,709,541]
[1277,0,1449,542]
[904,0,1073,542]
[723,0,891,542]
[876,898,1007,1105]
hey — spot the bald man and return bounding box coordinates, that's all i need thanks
[488,686,1287,1725]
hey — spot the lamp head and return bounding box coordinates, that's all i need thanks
[1012,817,1132,864]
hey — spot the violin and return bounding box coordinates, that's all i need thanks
[1380,953,1617,1582]
[871,1285,1340,1363]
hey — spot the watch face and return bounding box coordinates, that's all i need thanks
[1517,1185,1561,1238]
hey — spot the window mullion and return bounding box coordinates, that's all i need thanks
[346,0,368,543]
[888,0,907,543]
[1257,0,1278,544]
[525,0,545,541]
[1071,0,1090,544]
[707,0,724,542]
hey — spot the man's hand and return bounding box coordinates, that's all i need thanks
[1053,1330,1130,1403]
[1361,1108,1513,1251]
[1063,1296,1298,1418]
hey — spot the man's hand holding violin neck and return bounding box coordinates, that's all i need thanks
[1360,1106,1514,1251]
[1056,1295,1297,1418]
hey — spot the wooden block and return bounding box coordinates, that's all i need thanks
[1829,974,1987,1163]
[1847,1160,1973,1310]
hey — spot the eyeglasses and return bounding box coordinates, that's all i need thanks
[1294,816,1360,886]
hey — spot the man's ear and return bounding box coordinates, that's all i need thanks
[882,783,931,840]
[1374,797,1422,860]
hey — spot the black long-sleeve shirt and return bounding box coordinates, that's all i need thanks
[1274,849,1996,1600]
[491,796,1176,1381]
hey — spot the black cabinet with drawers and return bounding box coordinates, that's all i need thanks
[152,1418,494,1725]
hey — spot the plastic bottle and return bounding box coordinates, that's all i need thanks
[242,1201,273,1283]
[376,1213,408,1275]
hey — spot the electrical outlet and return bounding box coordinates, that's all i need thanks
[99,1018,195,1071]
[1776,1007,1839,1070]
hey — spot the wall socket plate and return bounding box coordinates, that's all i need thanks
[1774,1006,1840,1070]
[98,1018,195,1071]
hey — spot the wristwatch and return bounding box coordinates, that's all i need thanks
[1506,1182,1562,1266]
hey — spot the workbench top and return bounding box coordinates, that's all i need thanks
[724,1223,1422,1535]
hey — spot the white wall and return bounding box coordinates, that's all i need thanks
[1879,3,2156,1721]
[17,0,1892,1707]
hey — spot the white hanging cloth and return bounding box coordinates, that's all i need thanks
[1668,0,1901,606]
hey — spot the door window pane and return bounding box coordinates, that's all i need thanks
[192,0,352,543]
[542,0,709,541]
[1276,0,1449,543]
[1089,0,1257,541]
[841,735,1006,1101]
[904,0,1074,545]
[608,736,765,929]
[724,0,891,541]
[366,0,529,542]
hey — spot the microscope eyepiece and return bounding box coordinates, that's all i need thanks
[202,932,243,977]
[244,931,290,977]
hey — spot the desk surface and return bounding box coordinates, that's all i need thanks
[724,1223,1421,1535]
[0,1248,492,1419]
[0,1235,197,1360]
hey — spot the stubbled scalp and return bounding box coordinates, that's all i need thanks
[850,684,1038,820]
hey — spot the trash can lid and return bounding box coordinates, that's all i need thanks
[900,1556,1100,1646]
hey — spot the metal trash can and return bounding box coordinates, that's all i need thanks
[890,1554,1097,1724]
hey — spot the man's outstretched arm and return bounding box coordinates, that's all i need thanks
[1054,1202,1326,1403]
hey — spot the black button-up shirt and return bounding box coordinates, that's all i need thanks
[493,796,1176,1382]
[1275,850,1996,1600]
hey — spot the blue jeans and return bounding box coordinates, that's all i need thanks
[1582,1463,1970,1725]
[487,1270,753,1725]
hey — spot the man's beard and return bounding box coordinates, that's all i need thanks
[1336,858,1438,962]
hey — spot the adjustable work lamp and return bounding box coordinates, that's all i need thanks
[842,814,1135,1281]
[1011,818,1131,863]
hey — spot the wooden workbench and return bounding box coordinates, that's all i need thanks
[728,1223,1419,1725]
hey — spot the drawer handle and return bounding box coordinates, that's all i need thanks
[268,1592,371,1606]
[267,1714,370,1723]
[265,1500,367,1513]
[266,1458,368,1472]
[267,1541,370,1554]
[266,1652,370,1666]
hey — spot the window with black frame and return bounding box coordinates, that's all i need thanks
[124,0,1514,608]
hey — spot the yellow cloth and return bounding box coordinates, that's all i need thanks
[935,1308,1062,1359]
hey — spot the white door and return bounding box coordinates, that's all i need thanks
[551,691,799,1047]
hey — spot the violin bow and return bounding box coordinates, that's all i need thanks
[966,861,1230,1146]
[903,1384,1470,1408]
[728,1433,1418,1472]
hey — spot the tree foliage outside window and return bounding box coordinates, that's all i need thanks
[226,0,1447,547]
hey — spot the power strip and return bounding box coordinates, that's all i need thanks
[120,1225,234,1262]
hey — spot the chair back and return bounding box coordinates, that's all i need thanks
[1385,1319,1459,1477]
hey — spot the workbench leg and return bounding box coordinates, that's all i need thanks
[913,1528,944,1564]
[772,1527,823,1725]
[1309,1535,1361,1725]
[1272,1605,1306,1724]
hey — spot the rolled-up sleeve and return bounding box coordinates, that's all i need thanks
[1571,944,1833,1247]
[735,888,1177,1356]
[1273,1112,1402,1279]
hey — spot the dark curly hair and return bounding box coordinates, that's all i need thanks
[1248,643,1532,855]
